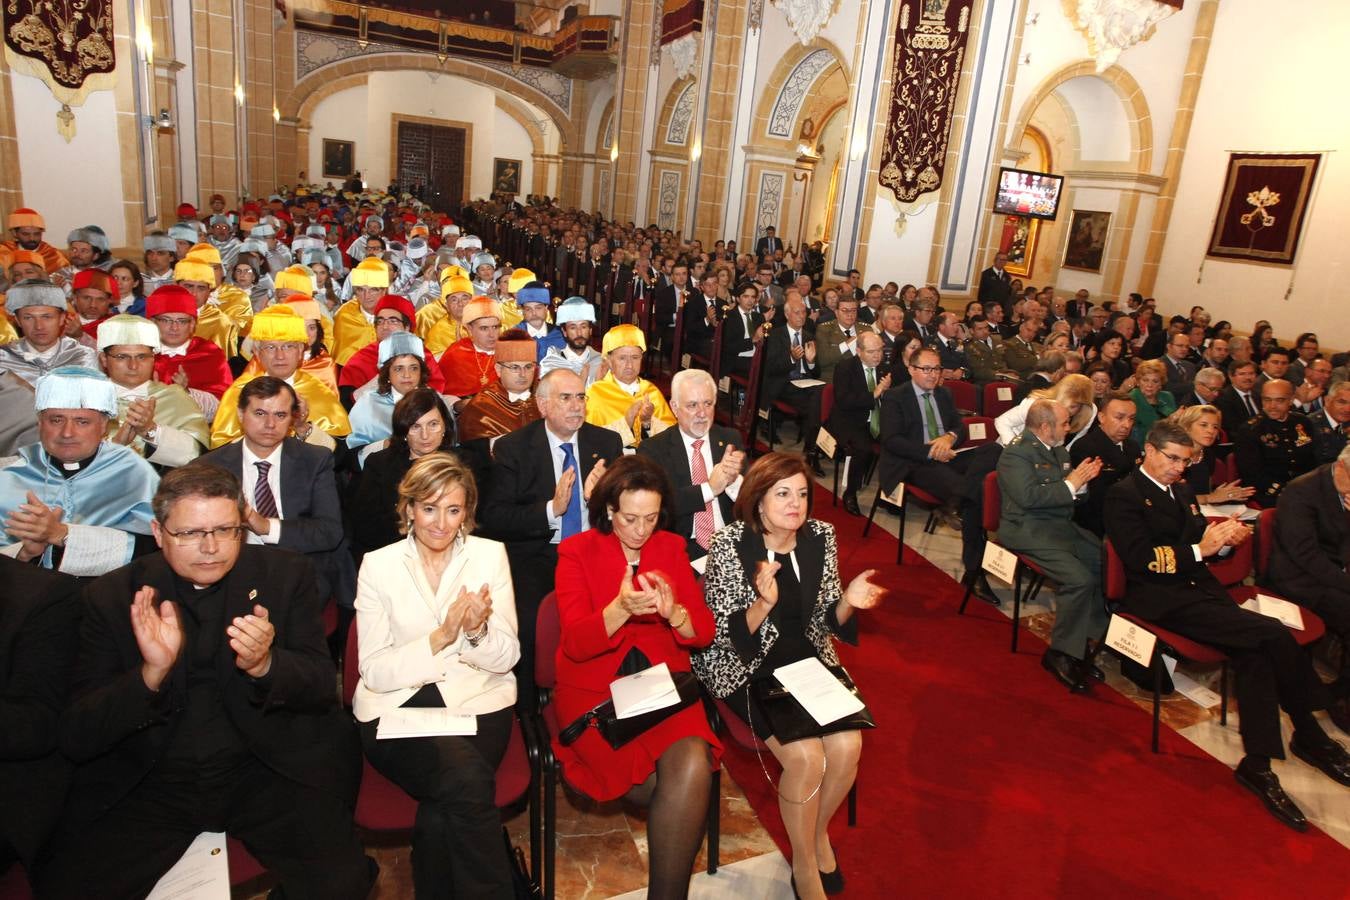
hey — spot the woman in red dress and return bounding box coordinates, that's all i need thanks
[552,454,722,900]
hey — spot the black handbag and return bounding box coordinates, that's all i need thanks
[750,664,875,743]
[558,669,704,750]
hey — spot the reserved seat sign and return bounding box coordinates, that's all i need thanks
[1104,614,1158,666]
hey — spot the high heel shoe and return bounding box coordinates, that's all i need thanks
[819,862,845,895]
[790,873,802,900]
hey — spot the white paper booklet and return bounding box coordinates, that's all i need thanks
[147,831,229,900]
[1240,594,1305,630]
[377,708,479,739]
[773,657,864,726]
[610,661,681,719]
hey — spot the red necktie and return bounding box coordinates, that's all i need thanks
[690,439,714,551]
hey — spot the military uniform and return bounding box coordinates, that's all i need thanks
[1308,407,1348,464]
[1069,424,1141,536]
[965,335,1006,384]
[1001,336,1041,380]
[996,434,1107,660]
[1234,412,1317,508]
[1104,470,1326,759]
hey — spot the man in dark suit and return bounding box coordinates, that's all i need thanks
[480,369,623,705]
[1161,333,1197,398]
[830,332,889,515]
[1069,392,1139,537]
[1269,458,1350,734]
[651,260,691,360]
[1214,360,1261,436]
[1105,420,1348,831]
[1310,381,1350,464]
[719,282,765,378]
[0,558,79,880]
[878,347,1002,599]
[1234,379,1317,508]
[680,271,720,363]
[38,465,372,899]
[932,312,969,378]
[759,296,825,474]
[195,376,353,608]
[977,251,1013,319]
[638,369,745,564]
[754,226,782,262]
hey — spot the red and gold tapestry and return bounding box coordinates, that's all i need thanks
[1206,152,1321,265]
[878,0,973,207]
[661,0,702,45]
[3,0,115,90]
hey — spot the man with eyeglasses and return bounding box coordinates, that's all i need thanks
[458,329,544,447]
[173,245,253,361]
[1105,420,1348,831]
[878,347,1003,602]
[481,368,623,706]
[38,464,375,900]
[1235,378,1317,509]
[147,285,234,402]
[209,305,351,448]
[0,366,158,576]
[97,315,209,468]
[1162,332,1197,398]
[331,257,392,366]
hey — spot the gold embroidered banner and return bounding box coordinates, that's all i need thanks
[661,0,702,45]
[1206,153,1321,265]
[878,0,973,207]
[3,0,115,90]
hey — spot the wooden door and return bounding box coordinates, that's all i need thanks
[396,121,466,208]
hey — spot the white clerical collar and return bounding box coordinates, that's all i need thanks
[508,390,531,402]
[160,342,189,358]
[615,378,641,396]
[473,346,495,356]
[526,323,547,338]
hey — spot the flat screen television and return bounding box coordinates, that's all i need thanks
[993,167,1064,220]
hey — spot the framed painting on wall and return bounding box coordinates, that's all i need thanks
[1062,210,1111,272]
[322,139,355,179]
[998,215,1039,277]
[493,158,521,195]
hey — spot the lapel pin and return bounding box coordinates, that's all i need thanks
[248,589,258,602]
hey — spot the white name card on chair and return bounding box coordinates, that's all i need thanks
[981,542,1018,585]
[996,386,1013,401]
[758,407,770,421]
[882,483,905,505]
[816,429,837,459]
[612,303,623,316]
[1104,614,1158,666]
[681,353,692,368]
[147,831,229,900]
[718,376,731,393]
[968,422,987,441]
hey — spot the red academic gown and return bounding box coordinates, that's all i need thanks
[338,339,447,392]
[154,336,234,398]
[437,338,499,397]
[551,529,722,801]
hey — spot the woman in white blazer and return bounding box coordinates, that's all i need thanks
[353,452,519,899]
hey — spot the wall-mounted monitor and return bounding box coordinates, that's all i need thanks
[993,167,1064,221]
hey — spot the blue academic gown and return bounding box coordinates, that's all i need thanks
[515,321,566,361]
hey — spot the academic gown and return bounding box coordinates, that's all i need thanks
[336,340,447,393]
[154,336,234,398]
[438,339,499,397]
[331,300,376,366]
[457,384,542,443]
[584,373,676,447]
[194,285,254,357]
[106,382,211,467]
[0,337,98,385]
[415,305,465,358]
[209,369,351,447]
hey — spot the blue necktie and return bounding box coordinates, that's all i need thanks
[559,443,583,539]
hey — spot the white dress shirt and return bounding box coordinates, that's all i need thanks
[241,442,284,544]
[545,425,586,543]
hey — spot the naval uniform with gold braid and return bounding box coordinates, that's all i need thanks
[1103,469,1327,759]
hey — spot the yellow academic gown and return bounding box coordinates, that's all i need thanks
[584,373,676,447]
[106,381,211,464]
[209,368,351,447]
[0,308,17,345]
[332,300,376,366]
[497,297,524,330]
[239,351,339,396]
[194,285,254,357]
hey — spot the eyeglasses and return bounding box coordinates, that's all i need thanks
[161,524,247,545]
[155,316,195,327]
[105,352,154,363]
[1156,449,1194,468]
[910,365,941,374]
[498,363,536,374]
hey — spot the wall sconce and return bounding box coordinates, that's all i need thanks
[1027,12,1040,26]
[690,138,701,163]
[272,106,281,123]
[234,83,245,106]
[610,143,619,163]
[1022,52,1032,65]
[143,108,173,130]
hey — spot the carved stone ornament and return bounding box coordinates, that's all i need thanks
[668,31,700,80]
[1072,0,1181,72]
[771,0,837,46]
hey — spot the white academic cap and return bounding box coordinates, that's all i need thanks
[97,314,160,351]
[167,223,200,243]
[5,279,67,314]
[454,235,482,251]
[378,331,425,367]
[35,366,118,417]
[143,234,177,253]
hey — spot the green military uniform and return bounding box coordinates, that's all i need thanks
[1001,335,1041,380]
[996,432,1108,660]
[1234,412,1318,508]
[965,335,1006,384]
[815,319,874,385]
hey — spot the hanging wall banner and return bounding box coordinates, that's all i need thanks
[1206,152,1321,266]
[4,0,117,139]
[878,0,973,208]
[661,0,703,44]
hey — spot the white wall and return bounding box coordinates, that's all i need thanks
[13,74,128,247]
[1153,0,1350,346]
[307,71,546,202]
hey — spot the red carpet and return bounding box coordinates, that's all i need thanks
[718,487,1350,898]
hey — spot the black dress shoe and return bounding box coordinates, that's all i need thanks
[1290,733,1350,787]
[1085,661,1106,682]
[1042,649,1089,693]
[820,862,844,895]
[1234,759,1307,831]
[842,492,862,517]
[962,570,1000,606]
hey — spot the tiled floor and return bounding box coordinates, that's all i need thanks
[238,467,1350,899]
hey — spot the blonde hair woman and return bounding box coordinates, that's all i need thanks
[995,373,1095,447]
[352,452,519,898]
[1129,358,1177,445]
[1168,404,1255,505]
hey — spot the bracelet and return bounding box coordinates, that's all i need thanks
[465,622,489,647]
[669,605,689,630]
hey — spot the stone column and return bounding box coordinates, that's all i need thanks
[688,0,749,247]
[611,0,658,222]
